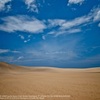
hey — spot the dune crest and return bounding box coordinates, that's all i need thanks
[0,62,100,73]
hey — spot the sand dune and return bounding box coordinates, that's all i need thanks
[0,62,100,100]
[0,62,61,73]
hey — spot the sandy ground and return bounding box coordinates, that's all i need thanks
[0,62,100,100]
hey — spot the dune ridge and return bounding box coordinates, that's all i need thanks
[0,62,100,73]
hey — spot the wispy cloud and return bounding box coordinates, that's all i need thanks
[47,6,100,36]
[48,14,91,28]
[68,0,84,5]
[0,0,11,12]
[48,28,81,36]
[18,34,32,43]
[47,16,90,36]
[60,16,91,30]
[93,7,100,22]
[17,56,24,60]
[42,35,46,40]
[19,35,25,40]
[0,15,46,33]
[23,37,81,62]
[98,23,100,27]
[0,56,14,62]
[24,0,38,13]
[0,49,9,54]
[92,7,100,27]
[11,50,20,53]
[0,6,100,37]
[24,39,31,43]
[0,49,20,54]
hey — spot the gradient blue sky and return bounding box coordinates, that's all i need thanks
[0,0,100,68]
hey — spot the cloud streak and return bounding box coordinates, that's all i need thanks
[47,6,100,36]
[0,49,9,54]
[0,49,20,54]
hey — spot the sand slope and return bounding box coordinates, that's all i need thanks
[0,62,100,100]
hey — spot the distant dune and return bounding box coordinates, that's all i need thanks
[0,62,100,73]
[0,62,100,100]
[0,62,63,73]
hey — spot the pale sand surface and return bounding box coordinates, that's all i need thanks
[0,62,100,100]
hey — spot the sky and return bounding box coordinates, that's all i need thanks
[0,0,100,68]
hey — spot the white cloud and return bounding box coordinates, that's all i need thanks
[98,23,100,27]
[66,28,81,33]
[48,15,92,31]
[68,0,84,5]
[0,15,46,33]
[17,56,24,60]
[0,49,9,54]
[11,50,20,53]
[49,28,81,36]
[24,40,27,43]
[0,49,20,54]
[24,39,30,43]
[28,35,31,38]
[0,0,11,11]
[93,9,100,22]
[47,15,91,36]
[61,16,91,30]
[19,35,25,40]
[48,19,66,28]
[25,0,38,13]
[47,7,100,36]
[0,6,100,37]
[42,35,46,40]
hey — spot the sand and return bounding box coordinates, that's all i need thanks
[0,62,100,100]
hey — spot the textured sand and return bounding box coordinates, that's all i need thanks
[0,62,100,100]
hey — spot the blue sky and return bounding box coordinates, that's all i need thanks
[0,0,100,68]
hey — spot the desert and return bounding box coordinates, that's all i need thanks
[0,62,100,100]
